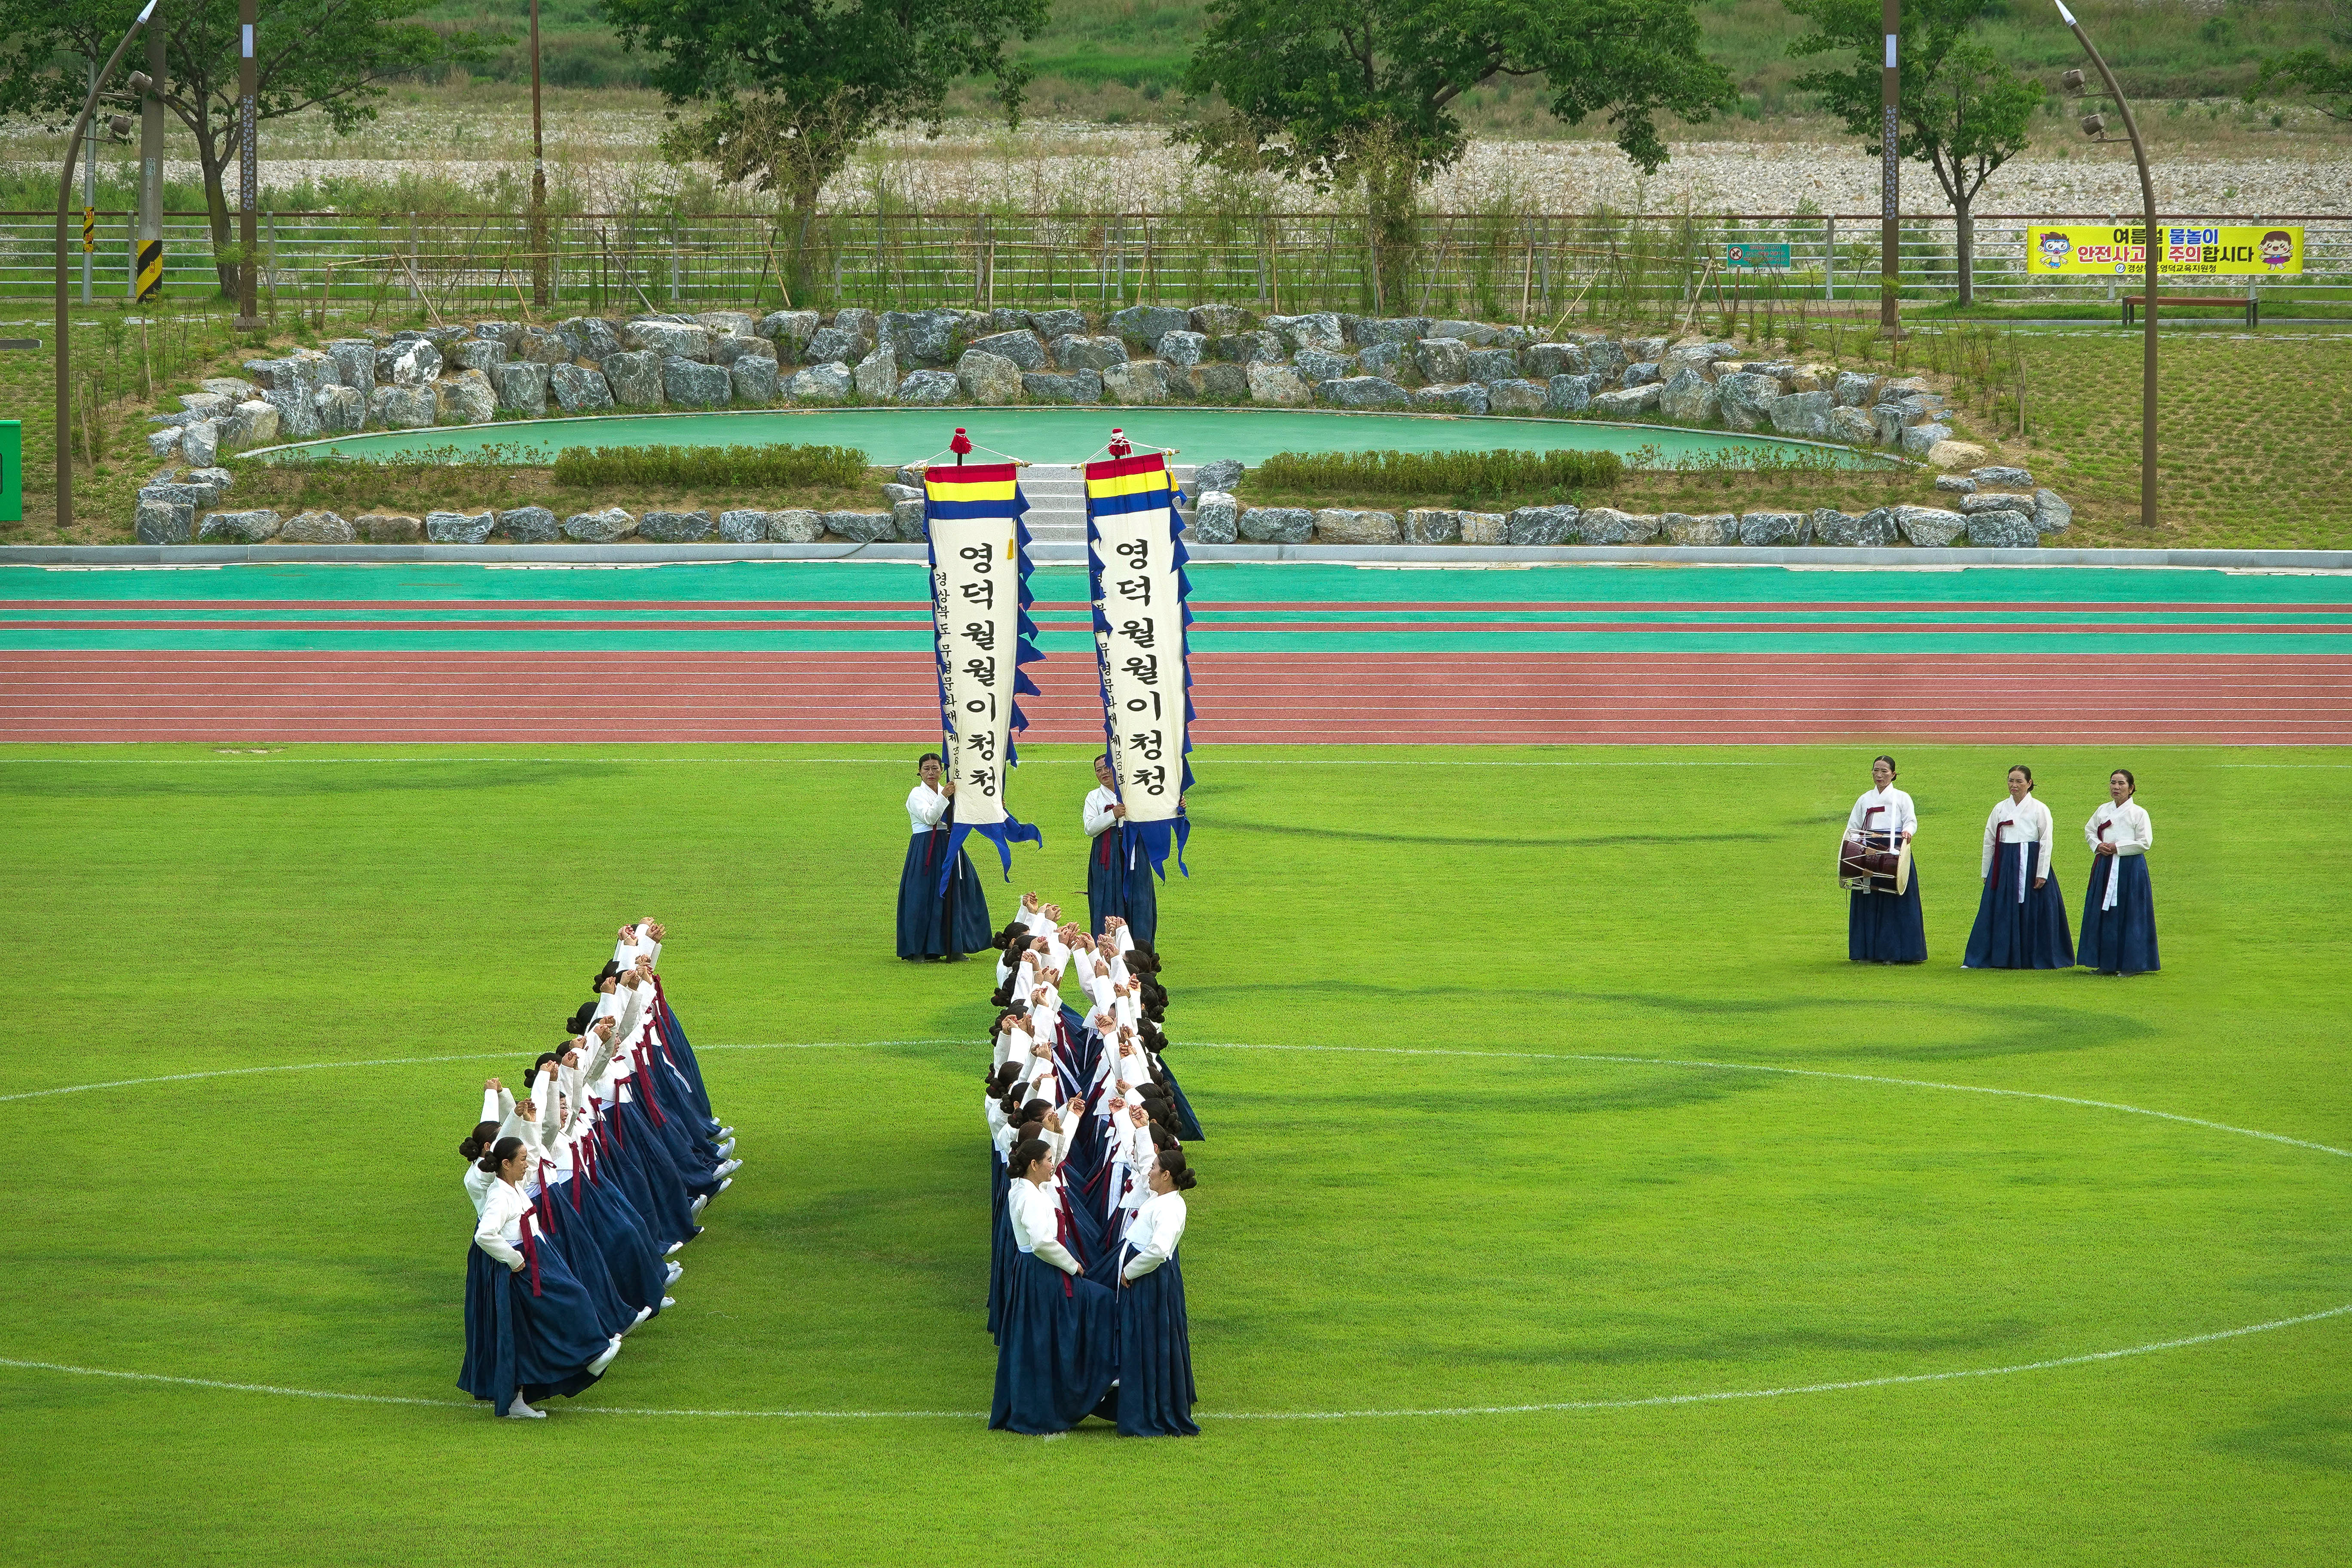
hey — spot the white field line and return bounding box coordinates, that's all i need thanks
[2,1037,2345,1421]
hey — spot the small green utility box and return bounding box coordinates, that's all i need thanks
[0,421,19,522]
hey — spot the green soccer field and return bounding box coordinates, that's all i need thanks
[3,741,2347,1566]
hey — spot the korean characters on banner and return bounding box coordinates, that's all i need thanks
[2027,224,2304,277]
[925,462,1044,883]
[1084,451,1197,878]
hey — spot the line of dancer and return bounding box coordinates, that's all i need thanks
[1844,756,2160,975]
[456,919,741,1419]
[980,896,1200,1437]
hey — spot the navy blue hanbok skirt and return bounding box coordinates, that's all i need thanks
[988,1164,1015,1342]
[1115,1253,1198,1436]
[573,1168,668,1315]
[1963,844,2075,970]
[535,1185,636,1338]
[458,1242,611,1417]
[1848,842,1927,964]
[990,1250,1119,1434]
[897,829,992,958]
[1087,827,1159,947]
[2079,855,2160,975]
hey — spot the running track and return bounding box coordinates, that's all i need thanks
[5,561,2349,744]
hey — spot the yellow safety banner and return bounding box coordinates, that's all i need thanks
[2027,224,2303,276]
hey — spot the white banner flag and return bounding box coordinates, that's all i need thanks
[1085,452,1194,873]
[925,462,1042,880]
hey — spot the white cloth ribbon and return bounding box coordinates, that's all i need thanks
[2100,818,2122,911]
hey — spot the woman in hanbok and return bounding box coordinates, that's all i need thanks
[991,1138,1118,1433]
[1084,756,1159,947]
[1115,1149,1198,1437]
[2079,769,2160,976]
[1963,765,2073,970]
[897,753,992,961]
[459,1136,623,1419]
[1847,754,1926,964]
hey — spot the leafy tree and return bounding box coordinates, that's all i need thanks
[0,0,496,296]
[2251,0,2352,123]
[1176,0,1736,310]
[600,0,1050,290]
[1785,0,2041,307]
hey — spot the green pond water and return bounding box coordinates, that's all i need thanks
[257,406,1889,469]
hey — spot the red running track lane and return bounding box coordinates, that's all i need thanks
[6,650,2352,744]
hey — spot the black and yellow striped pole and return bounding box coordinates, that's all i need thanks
[82,207,95,255]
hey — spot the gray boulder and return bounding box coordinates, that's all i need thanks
[1313,508,1401,544]
[603,351,664,408]
[1592,384,1663,419]
[694,310,756,338]
[1459,511,1510,544]
[1768,389,1836,439]
[1899,423,1954,458]
[1192,459,1243,493]
[314,386,367,433]
[184,467,233,502]
[434,370,499,426]
[1834,371,1884,407]
[1547,374,1599,413]
[717,509,768,544]
[1507,505,1580,545]
[1659,369,1719,423]
[181,420,223,466]
[280,509,356,544]
[472,321,522,350]
[1582,338,1629,383]
[1108,304,1193,349]
[1157,330,1207,369]
[1266,312,1345,354]
[1466,347,1521,382]
[1102,360,1174,404]
[2034,488,2072,534]
[496,506,560,543]
[1186,491,1239,544]
[804,325,867,364]
[766,509,825,543]
[1412,382,1489,414]
[1621,361,1662,389]
[1238,506,1315,543]
[1662,511,1738,545]
[1415,337,1469,383]
[548,364,613,413]
[1974,465,2034,489]
[1810,506,1899,547]
[1352,316,1433,346]
[788,362,854,404]
[356,513,423,543]
[1966,511,2040,548]
[1871,405,1910,447]
[1577,507,1661,545]
[1525,343,1587,378]
[1356,341,1404,378]
[325,339,377,395]
[145,428,184,460]
[1893,505,1968,546]
[1217,331,1283,364]
[425,509,497,544]
[638,509,715,543]
[1315,376,1409,410]
[490,362,551,415]
[1185,364,1251,401]
[824,511,896,542]
[958,349,1025,404]
[367,387,434,431]
[1023,370,1103,404]
[853,345,900,401]
[1486,379,1549,415]
[520,325,576,367]
[1428,318,1497,346]
[1960,490,2037,516]
[1827,407,1878,445]
[756,310,820,359]
[1052,334,1128,372]
[1188,303,1255,336]
[833,308,879,344]
[135,499,193,543]
[1936,474,1976,493]
[730,356,781,406]
[709,334,776,368]
[1403,508,1461,544]
[625,320,712,360]
[971,330,1046,371]
[897,370,962,405]
[879,308,970,368]
[1661,341,1737,381]
[451,339,508,373]
[563,507,637,542]
[1029,308,1087,340]
[663,356,731,409]
[1737,511,1810,546]
[893,499,929,541]
[1293,346,1357,382]
[198,509,281,542]
[376,338,441,387]
[1716,373,1783,432]
[1247,364,1311,406]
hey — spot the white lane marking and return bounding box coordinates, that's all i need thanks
[5,1039,2347,1421]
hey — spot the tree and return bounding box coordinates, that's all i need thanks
[1785,0,2041,307]
[599,0,1050,292]
[0,0,496,296]
[1176,0,1736,309]
[2251,0,2352,123]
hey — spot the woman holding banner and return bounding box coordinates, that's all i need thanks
[897,752,992,962]
[1084,755,1159,947]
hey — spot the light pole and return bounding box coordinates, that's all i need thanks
[55,0,158,531]
[2055,0,2157,529]
[236,0,258,328]
[1880,0,1900,332]
[529,0,548,308]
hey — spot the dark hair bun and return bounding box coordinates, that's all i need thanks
[1172,1167,1198,1191]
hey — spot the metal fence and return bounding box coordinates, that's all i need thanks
[4,209,2346,320]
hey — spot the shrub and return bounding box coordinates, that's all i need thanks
[549,443,870,490]
[1253,447,1624,499]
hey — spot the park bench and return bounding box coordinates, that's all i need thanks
[2120,294,2257,328]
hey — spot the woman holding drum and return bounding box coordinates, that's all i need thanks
[1844,754,1927,964]
[1963,765,2075,970]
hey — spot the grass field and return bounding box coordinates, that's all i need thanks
[3,741,2347,1565]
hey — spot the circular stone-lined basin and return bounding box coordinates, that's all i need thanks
[254,406,1891,469]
